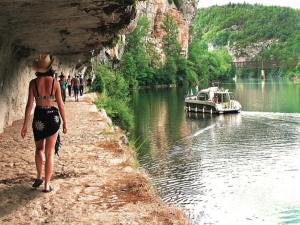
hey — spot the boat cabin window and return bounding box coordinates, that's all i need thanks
[214,93,230,103]
[197,92,209,101]
[223,93,230,102]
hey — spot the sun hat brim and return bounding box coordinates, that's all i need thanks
[32,55,54,73]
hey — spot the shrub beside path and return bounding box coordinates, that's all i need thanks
[0,94,190,225]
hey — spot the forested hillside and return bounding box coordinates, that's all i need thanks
[190,3,300,79]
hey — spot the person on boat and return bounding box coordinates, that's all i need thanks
[21,54,67,192]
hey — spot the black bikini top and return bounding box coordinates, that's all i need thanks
[34,78,55,100]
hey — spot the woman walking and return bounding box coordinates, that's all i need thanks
[21,54,67,192]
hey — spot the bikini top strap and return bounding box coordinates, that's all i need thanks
[34,79,39,96]
[51,78,55,96]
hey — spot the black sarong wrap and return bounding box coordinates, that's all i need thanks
[32,106,61,155]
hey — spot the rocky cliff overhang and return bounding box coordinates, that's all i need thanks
[0,0,136,58]
[0,0,136,132]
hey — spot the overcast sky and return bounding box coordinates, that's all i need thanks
[198,0,300,9]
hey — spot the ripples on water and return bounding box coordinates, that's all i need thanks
[139,112,300,225]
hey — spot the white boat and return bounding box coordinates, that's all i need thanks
[185,87,242,114]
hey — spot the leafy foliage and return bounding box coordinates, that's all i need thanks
[92,71,104,93]
[96,95,134,132]
[192,4,300,78]
[160,15,199,86]
[93,64,134,132]
[162,15,182,59]
[119,15,198,87]
[189,38,234,84]
[119,52,138,88]
[119,16,151,87]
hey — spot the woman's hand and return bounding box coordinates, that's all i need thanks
[63,123,67,134]
[21,125,27,138]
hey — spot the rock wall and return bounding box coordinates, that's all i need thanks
[0,0,136,132]
[137,0,196,58]
[0,41,31,133]
[228,39,278,62]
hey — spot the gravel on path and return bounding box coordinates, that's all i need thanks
[0,95,190,225]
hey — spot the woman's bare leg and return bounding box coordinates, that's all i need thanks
[44,132,58,191]
[35,139,44,179]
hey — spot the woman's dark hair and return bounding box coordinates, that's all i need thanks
[35,67,55,77]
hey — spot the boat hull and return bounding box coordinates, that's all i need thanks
[185,100,241,114]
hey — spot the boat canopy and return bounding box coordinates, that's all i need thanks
[198,87,231,94]
[196,87,232,103]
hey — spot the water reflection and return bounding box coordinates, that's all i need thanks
[140,112,300,225]
[224,79,300,113]
[132,80,300,225]
[132,88,189,158]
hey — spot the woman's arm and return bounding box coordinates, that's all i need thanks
[55,80,67,134]
[21,81,34,138]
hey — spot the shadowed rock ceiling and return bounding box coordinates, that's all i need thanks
[0,0,136,57]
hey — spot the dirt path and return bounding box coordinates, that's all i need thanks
[0,95,190,225]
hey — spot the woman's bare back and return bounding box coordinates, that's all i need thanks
[32,76,58,107]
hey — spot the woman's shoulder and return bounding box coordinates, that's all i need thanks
[29,78,37,86]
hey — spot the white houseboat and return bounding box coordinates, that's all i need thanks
[185,87,242,114]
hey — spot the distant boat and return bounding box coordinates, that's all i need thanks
[185,87,242,114]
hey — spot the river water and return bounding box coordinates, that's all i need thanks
[132,79,300,225]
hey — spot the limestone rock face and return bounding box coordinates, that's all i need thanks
[137,0,196,59]
[0,0,136,132]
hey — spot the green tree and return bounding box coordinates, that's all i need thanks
[122,16,151,86]
[163,57,177,84]
[162,15,182,59]
[119,52,138,88]
[191,4,300,78]
[93,63,133,132]
[126,16,149,52]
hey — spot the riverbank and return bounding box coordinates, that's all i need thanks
[0,94,190,225]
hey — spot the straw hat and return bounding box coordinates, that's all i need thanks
[32,54,54,73]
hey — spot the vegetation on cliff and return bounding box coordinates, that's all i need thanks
[191,4,300,79]
[120,15,197,87]
[94,15,197,87]
[93,64,134,132]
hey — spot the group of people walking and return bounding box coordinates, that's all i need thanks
[57,73,85,103]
